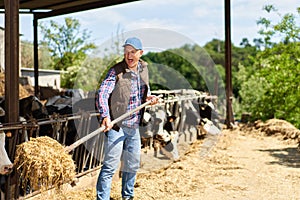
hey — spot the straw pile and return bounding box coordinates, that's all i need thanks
[14,136,76,191]
[31,188,96,200]
[253,119,300,142]
[0,72,33,99]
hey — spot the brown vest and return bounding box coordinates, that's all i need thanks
[109,59,149,125]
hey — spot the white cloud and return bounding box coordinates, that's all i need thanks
[1,0,298,47]
[76,8,126,26]
[142,0,198,7]
[125,18,183,31]
[192,7,212,18]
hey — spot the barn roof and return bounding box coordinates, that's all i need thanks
[0,0,140,19]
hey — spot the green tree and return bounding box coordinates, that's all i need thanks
[39,17,96,88]
[20,40,52,69]
[142,43,227,97]
[203,38,258,97]
[257,5,300,47]
[73,54,121,92]
[142,45,208,91]
[20,40,33,68]
[239,5,300,128]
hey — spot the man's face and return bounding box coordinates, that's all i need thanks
[124,45,143,69]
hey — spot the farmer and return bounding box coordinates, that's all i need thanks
[96,37,158,200]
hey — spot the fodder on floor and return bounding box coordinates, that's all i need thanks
[14,136,76,191]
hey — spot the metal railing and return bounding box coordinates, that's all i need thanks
[1,89,219,199]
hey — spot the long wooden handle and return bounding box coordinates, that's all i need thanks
[65,95,162,152]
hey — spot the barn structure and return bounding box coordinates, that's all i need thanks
[0,0,234,125]
[0,0,234,199]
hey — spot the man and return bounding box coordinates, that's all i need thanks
[96,37,158,200]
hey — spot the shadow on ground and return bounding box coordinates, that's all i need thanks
[258,147,300,168]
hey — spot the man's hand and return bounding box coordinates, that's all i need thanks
[101,117,113,132]
[146,95,159,105]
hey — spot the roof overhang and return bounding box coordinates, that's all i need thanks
[0,0,140,19]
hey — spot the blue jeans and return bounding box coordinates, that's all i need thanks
[96,126,141,200]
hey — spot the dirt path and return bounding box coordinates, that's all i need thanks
[111,128,300,200]
[30,125,300,200]
[188,130,300,200]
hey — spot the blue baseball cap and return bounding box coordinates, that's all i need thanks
[123,37,143,50]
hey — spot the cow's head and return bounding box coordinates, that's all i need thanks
[140,109,166,137]
[19,96,49,120]
[0,132,13,175]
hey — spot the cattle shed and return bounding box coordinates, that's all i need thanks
[0,0,234,126]
[0,1,234,199]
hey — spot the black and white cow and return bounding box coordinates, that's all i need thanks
[140,107,179,160]
[0,95,49,122]
[18,96,48,120]
[0,132,13,175]
[0,96,52,138]
[189,98,221,136]
[0,124,14,199]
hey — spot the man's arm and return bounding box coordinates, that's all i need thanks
[96,68,116,131]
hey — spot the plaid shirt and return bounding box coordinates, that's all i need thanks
[97,62,149,128]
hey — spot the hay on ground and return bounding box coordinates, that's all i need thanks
[255,119,300,141]
[14,136,76,191]
[32,187,96,200]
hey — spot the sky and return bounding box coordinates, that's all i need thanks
[0,0,299,49]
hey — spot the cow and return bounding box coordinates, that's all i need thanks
[198,98,221,125]
[0,96,52,138]
[63,89,85,104]
[0,134,13,199]
[140,107,179,160]
[19,96,53,138]
[72,97,101,147]
[184,98,221,138]
[0,95,49,122]
[0,132,13,175]
[19,96,49,121]
[45,96,99,146]
[45,95,73,115]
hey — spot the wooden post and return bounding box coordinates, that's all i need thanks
[225,0,234,128]
[4,0,19,124]
[4,1,20,199]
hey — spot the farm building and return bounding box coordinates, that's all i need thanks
[20,67,62,90]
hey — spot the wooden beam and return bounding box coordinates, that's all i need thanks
[4,0,19,123]
[4,1,20,199]
[224,0,234,127]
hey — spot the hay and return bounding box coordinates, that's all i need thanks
[32,188,96,200]
[254,119,300,141]
[0,72,33,99]
[51,188,96,200]
[14,136,76,191]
